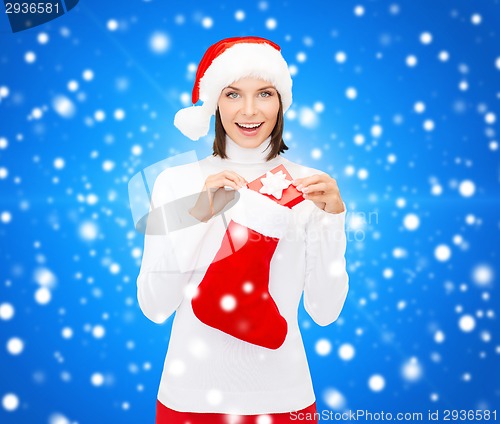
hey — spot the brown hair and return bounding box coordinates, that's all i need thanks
[212,92,289,161]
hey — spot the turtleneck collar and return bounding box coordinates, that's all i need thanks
[224,135,275,164]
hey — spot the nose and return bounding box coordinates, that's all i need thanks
[241,96,257,116]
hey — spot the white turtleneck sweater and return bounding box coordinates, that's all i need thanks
[136,136,349,415]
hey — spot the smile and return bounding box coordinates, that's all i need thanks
[236,122,263,129]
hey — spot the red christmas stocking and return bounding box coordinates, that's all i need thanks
[191,178,298,350]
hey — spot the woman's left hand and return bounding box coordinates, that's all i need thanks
[292,174,345,214]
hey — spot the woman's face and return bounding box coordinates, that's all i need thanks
[217,77,280,149]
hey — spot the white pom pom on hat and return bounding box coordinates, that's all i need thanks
[173,105,214,141]
[174,36,293,141]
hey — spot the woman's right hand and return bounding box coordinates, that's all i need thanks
[202,170,248,192]
[189,171,248,223]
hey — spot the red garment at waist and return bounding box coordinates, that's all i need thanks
[156,399,318,424]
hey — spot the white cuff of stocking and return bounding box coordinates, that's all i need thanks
[229,187,292,239]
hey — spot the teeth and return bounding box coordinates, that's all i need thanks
[237,123,262,129]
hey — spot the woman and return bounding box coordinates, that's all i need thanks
[137,36,348,423]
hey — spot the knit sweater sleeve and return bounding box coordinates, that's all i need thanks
[303,201,349,326]
[136,171,194,325]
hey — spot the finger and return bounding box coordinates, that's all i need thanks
[206,177,241,191]
[313,201,327,210]
[302,182,330,194]
[222,171,248,187]
[218,172,245,187]
[219,177,243,190]
[292,173,330,188]
[303,191,326,200]
[295,174,326,184]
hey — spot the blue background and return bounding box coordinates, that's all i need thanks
[0,0,499,423]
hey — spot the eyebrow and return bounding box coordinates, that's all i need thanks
[225,85,276,91]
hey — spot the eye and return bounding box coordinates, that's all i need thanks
[225,91,240,99]
[259,91,273,98]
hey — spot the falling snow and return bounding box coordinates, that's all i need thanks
[315,338,332,356]
[368,374,385,392]
[149,32,170,53]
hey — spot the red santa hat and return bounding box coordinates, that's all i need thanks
[174,36,293,141]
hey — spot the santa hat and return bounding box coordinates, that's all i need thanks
[174,36,293,141]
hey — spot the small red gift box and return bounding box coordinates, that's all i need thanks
[246,164,305,209]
